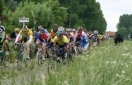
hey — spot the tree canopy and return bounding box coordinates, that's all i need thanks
[117,14,132,38]
[0,0,107,34]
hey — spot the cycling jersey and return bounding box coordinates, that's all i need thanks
[50,29,57,37]
[19,29,33,38]
[0,25,5,38]
[79,31,88,43]
[15,29,33,43]
[52,35,69,45]
[35,32,47,43]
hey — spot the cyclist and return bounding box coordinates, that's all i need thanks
[47,24,58,42]
[35,25,49,60]
[0,20,5,50]
[74,27,89,51]
[48,31,69,60]
[11,28,20,40]
[92,30,99,46]
[15,25,33,59]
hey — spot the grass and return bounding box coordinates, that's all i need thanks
[1,39,132,85]
[45,40,132,85]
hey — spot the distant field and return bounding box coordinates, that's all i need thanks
[1,40,132,85]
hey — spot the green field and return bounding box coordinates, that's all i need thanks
[1,39,132,85]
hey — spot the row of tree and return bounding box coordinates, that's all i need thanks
[117,14,132,38]
[0,0,107,34]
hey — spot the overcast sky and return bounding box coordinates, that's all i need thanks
[96,0,132,32]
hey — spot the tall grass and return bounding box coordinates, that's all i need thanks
[1,40,132,85]
[45,40,132,85]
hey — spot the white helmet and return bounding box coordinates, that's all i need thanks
[72,29,76,31]
[93,30,98,34]
[58,26,64,32]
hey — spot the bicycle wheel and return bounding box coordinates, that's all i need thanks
[47,59,54,73]
[2,44,11,67]
[47,49,56,73]
[17,50,24,70]
[37,47,43,65]
[38,55,43,65]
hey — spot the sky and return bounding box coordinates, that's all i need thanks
[96,0,132,32]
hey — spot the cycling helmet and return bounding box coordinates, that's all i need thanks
[58,26,64,32]
[66,28,71,32]
[93,30,98,34]
[38,25,44,32]
[72,29,76,32]
[53,24,58,33]
[57,31,63,37]
[78,26,83,31]
[15,28,20,32]
[22,25,28,31]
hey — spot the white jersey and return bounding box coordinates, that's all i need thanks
[0,25,5,38]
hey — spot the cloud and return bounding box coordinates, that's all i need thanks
[96,0,132,31]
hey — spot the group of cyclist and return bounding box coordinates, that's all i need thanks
[0,20,104,62]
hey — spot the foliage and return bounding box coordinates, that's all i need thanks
[117,27,128,38]
[1,0,106,34]
[59,0,107,33]
[3,0,67,32]
[6,0,17,12]
[0,0,4,17]
[117,14,132,38]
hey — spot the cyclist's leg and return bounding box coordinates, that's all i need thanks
[0,38,3,51]
[42,42,46,60]
[26,39,33,59]
[60,45,66,60]
[4,39,10,55]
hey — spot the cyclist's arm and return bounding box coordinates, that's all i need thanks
[0,26,5,42]
[47,34,52,42]
[15,34,20,43]
[1,31,5,42]
[74,33,78,43]
[28,35,33,43]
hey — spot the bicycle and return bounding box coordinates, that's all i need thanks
[75,42,82,55]
[69,42,76,57]
[15,42,29,70]
[47,46,58,73]
[63,47,73,64]
[36,43,44,65]
[0,43,11,67]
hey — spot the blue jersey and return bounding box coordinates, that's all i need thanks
[35,32,45,42]
[79,31,88,43]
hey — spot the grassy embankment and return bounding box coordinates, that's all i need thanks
[1,39,132,85]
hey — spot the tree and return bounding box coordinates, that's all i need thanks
[6,0,17,12]
[4,0,67,32]
[117,14,132,31]
[59,0,107,33]
[0,0,4,17]
[117,27,128,38]
[117,14,132,38]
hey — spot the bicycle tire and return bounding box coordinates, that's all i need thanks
[47,49,56,73]
[38,55,42,65]
[17,50,24,70]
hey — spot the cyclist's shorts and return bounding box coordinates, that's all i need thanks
[76,38,81,42]
[58,44,69,49]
